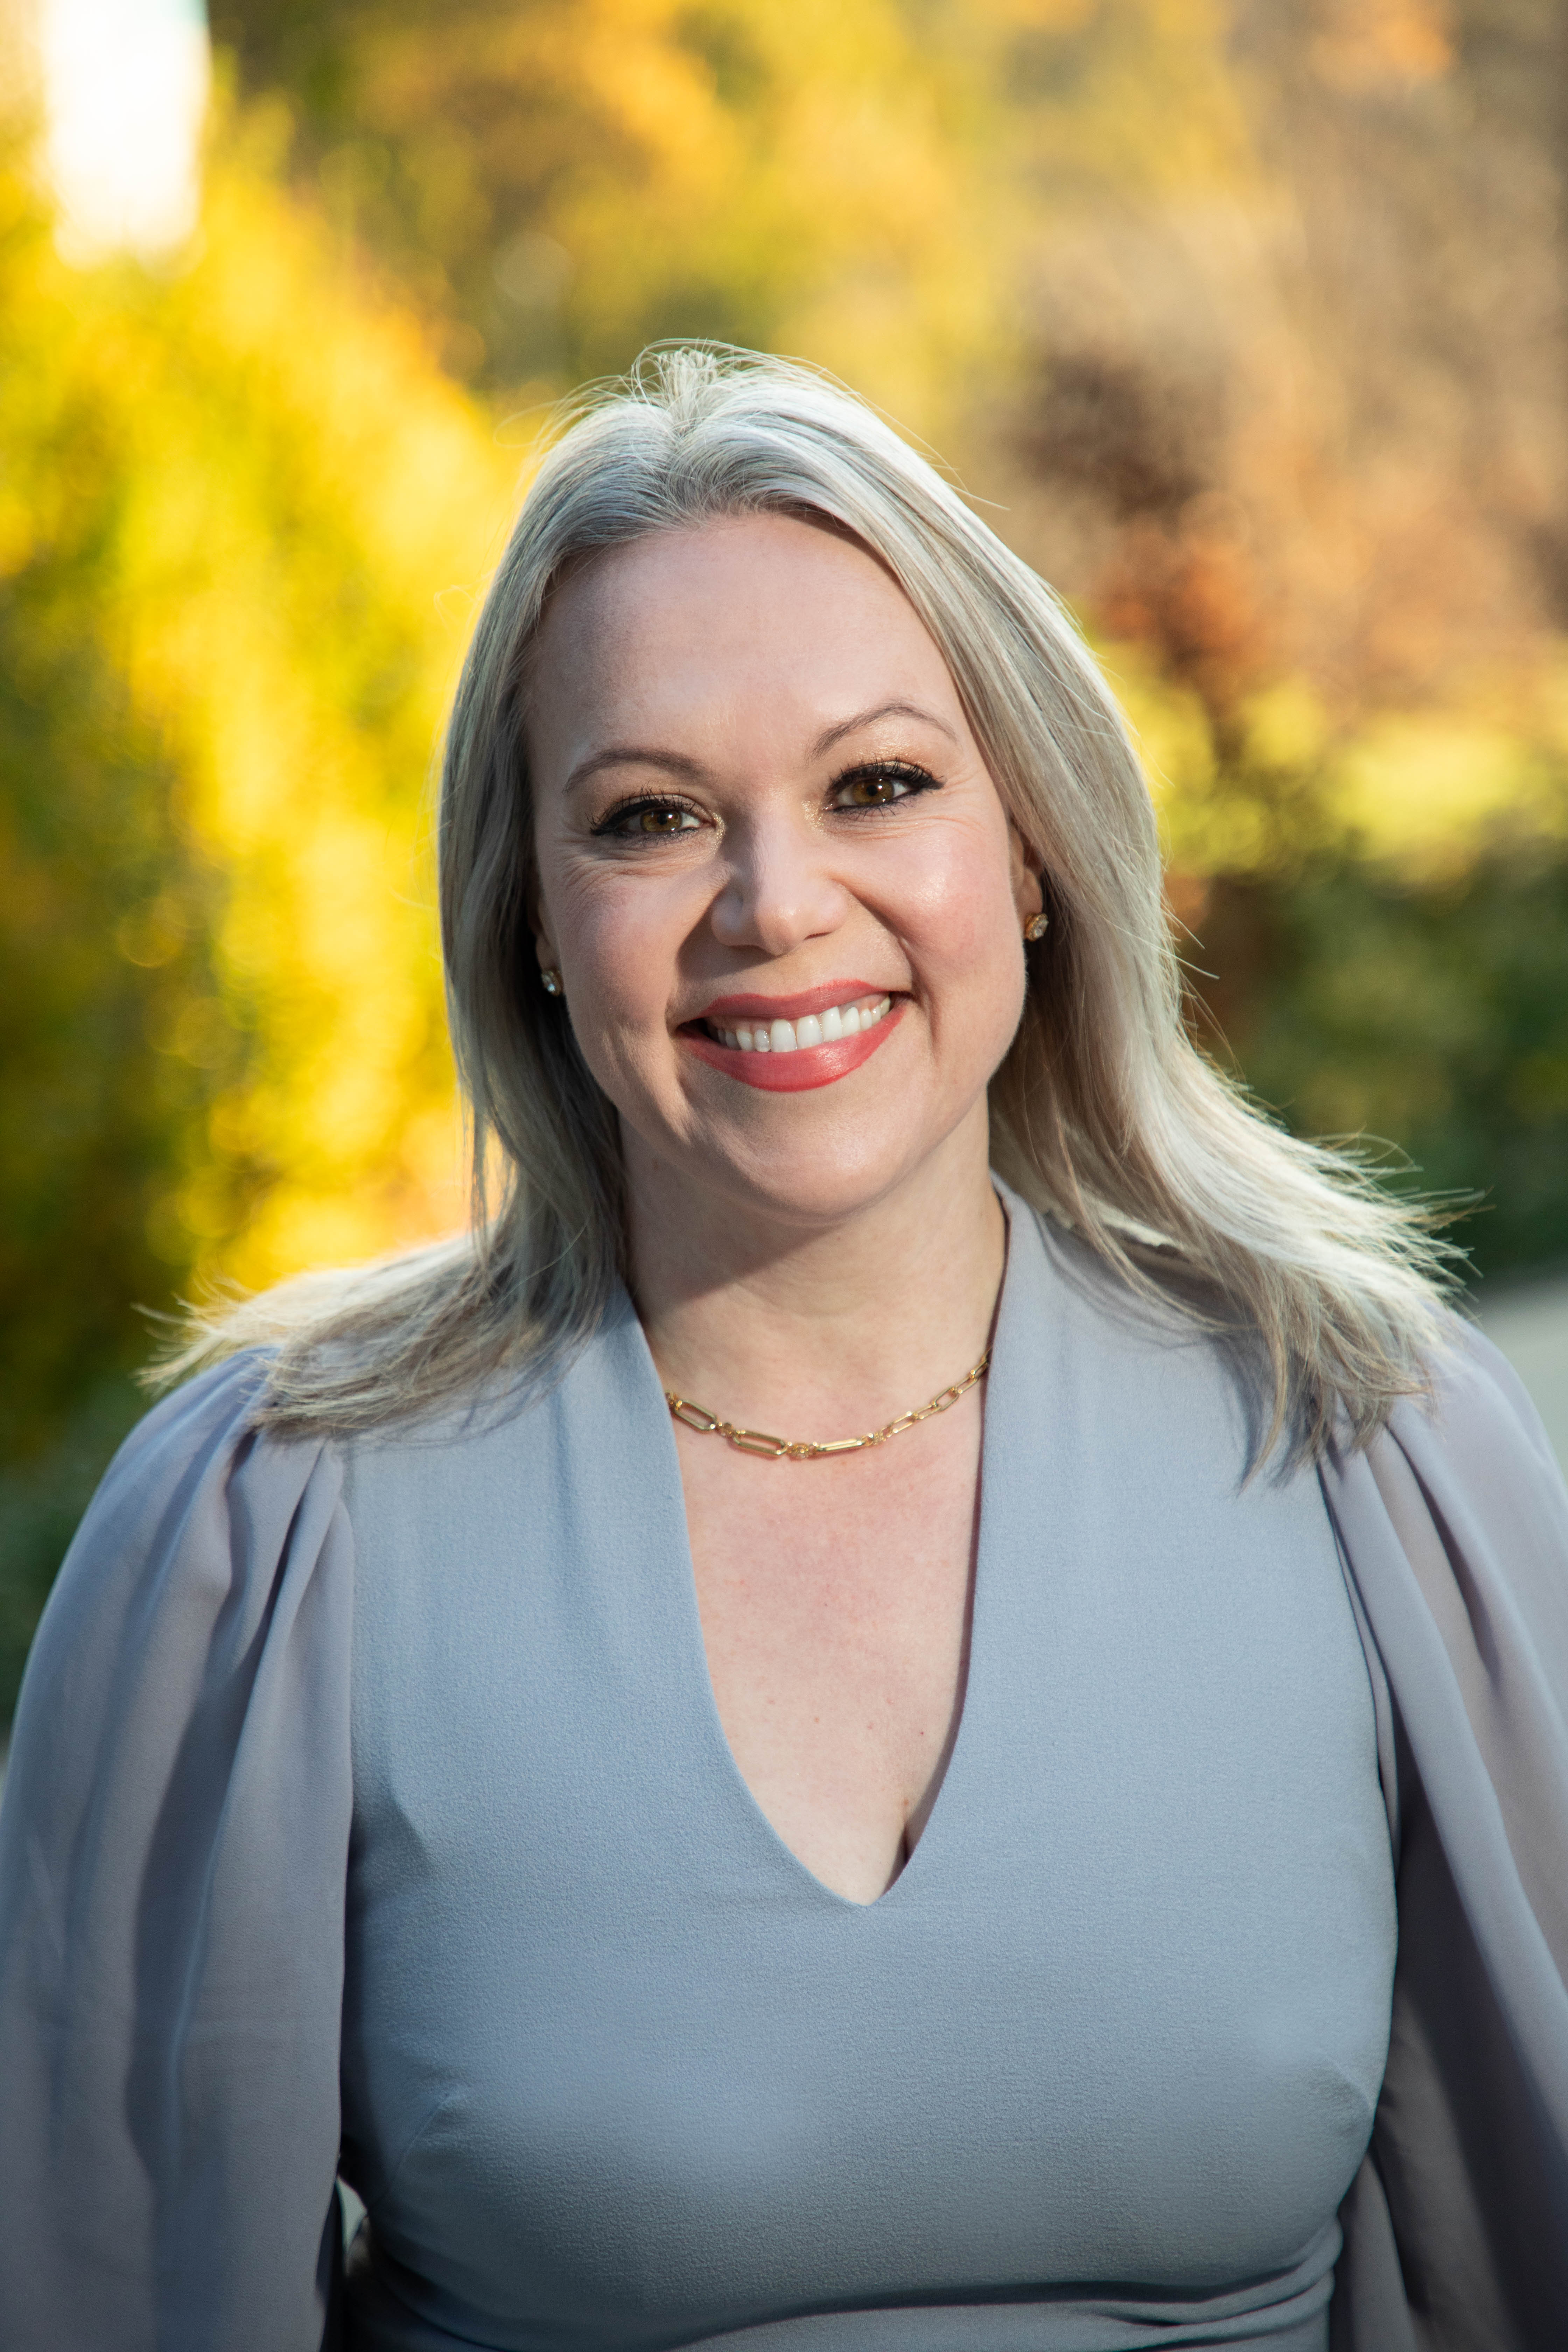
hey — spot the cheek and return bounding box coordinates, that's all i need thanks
[897,821,1025,987]
[545,862,716,1119]
[550,859,686,1024]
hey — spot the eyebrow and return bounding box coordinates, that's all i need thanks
[563,747,706,795]
[564,701,959,794]
[811,701,959,756]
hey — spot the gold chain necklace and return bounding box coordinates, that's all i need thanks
[664,1349,991,1462]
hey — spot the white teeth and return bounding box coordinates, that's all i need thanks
[708,994,891,1055]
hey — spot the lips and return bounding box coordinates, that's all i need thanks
[681,996,907,1092]
[694,979,892,1024]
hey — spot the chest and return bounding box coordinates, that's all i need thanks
[675,1403,980,1658]
[674,1405,983,1901]
[338,1300,1397,2348]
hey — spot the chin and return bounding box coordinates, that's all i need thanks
[608,1014,1002,1225]
[685,1108,962,1232]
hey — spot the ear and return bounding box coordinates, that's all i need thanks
[1008,822,1045,925]
[523,864,559,979]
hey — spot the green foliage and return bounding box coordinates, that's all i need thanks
[0,188,248,1716]
[0,487,229,1458]
[1195,843,1568,1281]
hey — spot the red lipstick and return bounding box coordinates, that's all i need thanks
[692,980,892,1024]
[681,999,906,1092]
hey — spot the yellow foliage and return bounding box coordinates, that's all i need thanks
[1323,706,1568,878]
[335,0,1026,437]
[3,117,520,1290]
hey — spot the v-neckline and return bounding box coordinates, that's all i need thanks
[635,1194,1021,1914]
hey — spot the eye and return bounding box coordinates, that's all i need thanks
[829,759,939,811]
[593,796,707,840]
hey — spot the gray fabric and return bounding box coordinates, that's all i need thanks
[0,1360,351,2348]
[1318,1326,1568,2346]
[0,1195,1563,2350]
[332,1203,1390,2352]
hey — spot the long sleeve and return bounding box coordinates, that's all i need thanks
[1323,1325,1568,2348]
[0,1353,355,2352]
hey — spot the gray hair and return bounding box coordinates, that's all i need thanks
[172,346,1458,1459]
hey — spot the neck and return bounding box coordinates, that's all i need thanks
[625,1109,1007,1430]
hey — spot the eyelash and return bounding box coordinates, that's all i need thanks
[589,793,707,840]
[831,758,940,811]
[590,760,941,840]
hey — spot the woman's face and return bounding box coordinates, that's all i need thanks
[527,511,1042,1230]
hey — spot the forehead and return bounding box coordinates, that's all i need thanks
[529,513,962,746]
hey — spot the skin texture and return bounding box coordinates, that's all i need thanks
[528,513,1042,1903]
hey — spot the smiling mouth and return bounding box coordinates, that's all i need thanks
[701,993,893,1055]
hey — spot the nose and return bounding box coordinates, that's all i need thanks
[708,812,850,959]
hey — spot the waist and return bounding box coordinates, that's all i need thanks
[344,2226,1337,2352]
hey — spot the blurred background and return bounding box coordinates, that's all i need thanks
[4,0,1568,1725]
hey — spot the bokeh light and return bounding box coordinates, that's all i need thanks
[40,0,209,263]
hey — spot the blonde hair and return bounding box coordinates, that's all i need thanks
[169,346,1458,1459]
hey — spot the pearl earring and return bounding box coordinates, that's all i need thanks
[1023,911,1049,943]
[541,968,564,996]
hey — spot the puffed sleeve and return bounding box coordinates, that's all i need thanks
[0,1352,354,2352]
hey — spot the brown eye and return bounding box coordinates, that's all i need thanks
[593,797,706,840]
[830,761,936,812]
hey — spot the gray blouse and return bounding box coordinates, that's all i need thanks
[2,1196,1566,2351]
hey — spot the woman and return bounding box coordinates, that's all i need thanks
[1,348,1565,2352]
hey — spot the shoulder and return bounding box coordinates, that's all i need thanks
[19,1351,350,1718]
[4,1351,355,1990]
[1391,1309,1565,1493]
[1352,1307,1568,1575]
[92,1345,276,1506]
[81,1346,336,1562]
[994,1199,1326,1516]
[1024,1197,1562,1513]
[1328,1310,1568,1717]
[1019,1199,1219,1354]
[1017,1199,1281,1436]
[335,1301,658,1576]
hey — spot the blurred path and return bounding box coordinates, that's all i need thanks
[1476,1274,1568,1472]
